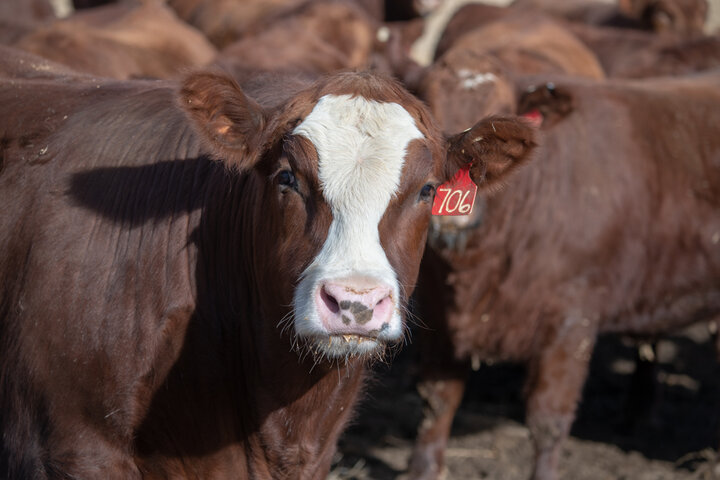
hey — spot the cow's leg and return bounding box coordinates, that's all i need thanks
[621,340,659,433]
[524,316,597,480]
[406,246,473,480]
[406,362,469,480]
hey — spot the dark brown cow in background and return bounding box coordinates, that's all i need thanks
[0,48,536,479]
[13,0,217,80]
[418,10,605,134]
[214,0,378,77]
[437,0,709,58]
[163,0,390,48]
[511,0,708,35]
[431,1,718,82]
[567,21,720,78]
[406,73,720,480]
[165,0,305,47]
[0,0,59,44]
[619,0,709,34]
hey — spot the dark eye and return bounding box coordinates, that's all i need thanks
[419,183,436,202]
[277,169,298,192]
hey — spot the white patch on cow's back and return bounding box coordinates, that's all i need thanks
[458,69,497,90]
[291,94,424,348]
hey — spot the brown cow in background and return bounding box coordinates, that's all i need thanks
[13,0,217,80]
[0,0,59,44]
[406,73,720,480]
[567,21,720,78]
[214,0,379,77]
[511,0,708,35]
[432,1,718,81]
[165,0,305,47]
[165,0,384,48]
[418,10,605,133]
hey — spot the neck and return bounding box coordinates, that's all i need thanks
[135,317,368,478]
[135,167,370,478]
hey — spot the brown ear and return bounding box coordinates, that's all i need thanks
[180,70,267,170]
[517,82,574,128]
[446,115,537,190]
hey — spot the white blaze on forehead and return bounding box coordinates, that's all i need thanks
[294,94,423,220]
[292,93,424,341]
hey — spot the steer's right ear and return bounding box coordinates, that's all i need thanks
[180,71,267,171]
[517,82,574,128]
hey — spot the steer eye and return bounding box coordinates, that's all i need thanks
[419,183,436,202]
[276,169,298,192]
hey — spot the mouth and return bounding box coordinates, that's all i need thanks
[300,333,387,361]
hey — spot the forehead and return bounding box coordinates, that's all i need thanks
[292,94,424,154]
[292,94,425,210]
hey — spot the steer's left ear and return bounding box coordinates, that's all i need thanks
[180,71,267,171]
[445,115,537,190]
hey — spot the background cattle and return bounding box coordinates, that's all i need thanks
[165,0,306,47]
[0,47,535,478]
[567,21,720,77]
[432,1,720,78]
[510,0,709,34]
[12,0,217,80]
[0,0,61,44]
[417,10,605,133]
[405,74,720,480]
[214,0,378,77]
[165,0,388,48]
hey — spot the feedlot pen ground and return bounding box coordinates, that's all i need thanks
[331,323,720,479]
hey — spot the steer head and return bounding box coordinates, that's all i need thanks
[180,70,536,362]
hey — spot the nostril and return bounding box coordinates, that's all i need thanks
[375,295,392,310]
[320,286,340,314]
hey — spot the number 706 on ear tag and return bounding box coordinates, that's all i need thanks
[432,165,477,216]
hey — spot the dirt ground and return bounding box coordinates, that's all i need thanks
[330,323,720,480]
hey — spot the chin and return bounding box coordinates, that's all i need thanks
[301,334,387,362]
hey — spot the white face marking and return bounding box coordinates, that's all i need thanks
[458,69,497,90]
[291,94,424,350]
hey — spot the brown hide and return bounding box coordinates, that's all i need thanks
[0,0,57,45]
[408,74,720,480]
[513,0,708,35]
[436,0,709,62]
[619,0,708,35]
[569,22,720,78]
[419,12,604,133]
[215,0,378,77]
[167,0,306,48]
[14,1,217,79]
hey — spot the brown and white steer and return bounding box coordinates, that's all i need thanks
[407,73,720,480]
[0,58,536,479]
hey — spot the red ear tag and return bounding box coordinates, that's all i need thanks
[521,108,543,127]
[432,164,477,216]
